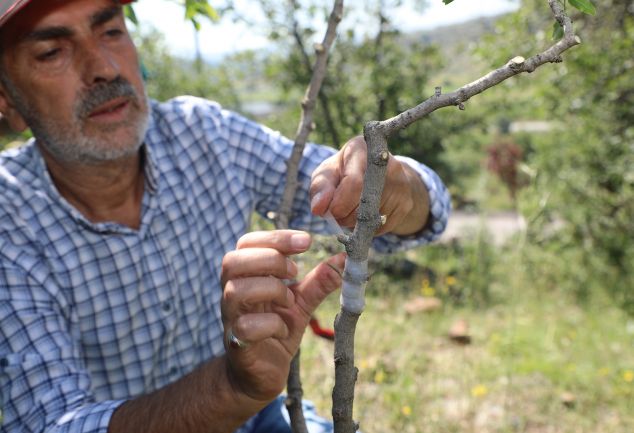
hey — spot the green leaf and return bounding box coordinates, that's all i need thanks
[184,0,219,24]
[552,21,564,40]
[442,0,455,4]
[569,0,597,15]
[123,5,138,25]
[200,3,219,21]
[191,17,201,31]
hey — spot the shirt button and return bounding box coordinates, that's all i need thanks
[0,358,8,368]
[169,366,178,377]
[162,301,172,313]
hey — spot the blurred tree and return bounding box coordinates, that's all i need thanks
[479,0,633,310]
[249,0,486,185]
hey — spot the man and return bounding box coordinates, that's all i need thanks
[0,1,450,432]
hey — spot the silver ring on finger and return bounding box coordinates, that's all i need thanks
[227,329,249,350]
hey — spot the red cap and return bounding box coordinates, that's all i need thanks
[0,0,134,28]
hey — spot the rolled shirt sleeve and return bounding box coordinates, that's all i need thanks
[0,259,125,433]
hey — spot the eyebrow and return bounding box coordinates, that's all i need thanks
[90,6,122,28]
[20,6,122,43]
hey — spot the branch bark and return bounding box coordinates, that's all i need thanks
[332,2,580,432]
[289,0,341,147]
[276,0,344,229]
[274,1,344,432]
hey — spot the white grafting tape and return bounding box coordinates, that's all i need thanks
[340,258,368,314]
[324,210,345,236]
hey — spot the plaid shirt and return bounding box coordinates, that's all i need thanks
[0,96,450,433]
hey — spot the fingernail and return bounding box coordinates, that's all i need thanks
[291,232,311,250]
[310,192,322,213]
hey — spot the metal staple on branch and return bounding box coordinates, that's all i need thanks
[274,1,344,433]
[332,1,580,432]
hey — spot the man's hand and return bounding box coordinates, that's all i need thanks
[310,136,430,236]
[221,230,345,402]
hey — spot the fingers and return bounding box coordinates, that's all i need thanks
[227,313,290,349]
[221,230,314,351]
[236,230,312,253]
[311,136,366,225]
[223,276,294,319]
[222,230,311,286]
[311,135,428,236]
[222,252,345,349]
[310,153,339,216]
[222,248,298,286]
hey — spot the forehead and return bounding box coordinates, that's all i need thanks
[0,0,121,48]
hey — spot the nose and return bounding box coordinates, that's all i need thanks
[80,42,120,85]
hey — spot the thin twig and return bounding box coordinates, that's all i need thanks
[274,1,345,432]
[275,0,344,229]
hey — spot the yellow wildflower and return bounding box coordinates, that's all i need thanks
[624,370,634,383]
[401,405,412,416]
[471,384,488,398]
[374,370,385,384]
[422,286,436,297]
[445,276,457,286]
[420,278,435,297]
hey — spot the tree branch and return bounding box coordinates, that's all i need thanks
[332,2,581,432]
[289,0,341,146]
[274,2,344,432]
[276,0,344,229]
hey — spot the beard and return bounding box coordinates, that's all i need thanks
[5,76,149,164]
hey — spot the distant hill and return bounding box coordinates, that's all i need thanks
[411,15,500,47]
[405,15,505,87]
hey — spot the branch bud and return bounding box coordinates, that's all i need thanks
[458,103,466,111]
[510,56,526,71]
[314,43,325,54]
[337,234,351,245]
[435,86,442,97]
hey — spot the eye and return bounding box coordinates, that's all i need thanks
[36,48,61,62]
[104,27,124,38]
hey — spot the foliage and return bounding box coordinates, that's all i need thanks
[249,0,480,184]
[133,27,265,111]
[124,0,220,30]
[475,0,634,311]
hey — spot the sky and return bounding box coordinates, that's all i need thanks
[132,0,519,61]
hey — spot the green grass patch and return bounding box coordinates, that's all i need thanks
[297,242,634,433]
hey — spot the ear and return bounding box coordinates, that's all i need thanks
[0,83,28,133]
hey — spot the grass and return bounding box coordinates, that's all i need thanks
[296,240,634,433]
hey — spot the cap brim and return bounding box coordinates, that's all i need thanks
[0,0,135,28]
[0,0,31,28]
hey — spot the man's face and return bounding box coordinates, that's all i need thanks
[0,0,148,164]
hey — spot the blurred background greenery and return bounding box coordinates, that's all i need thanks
[1,0,632,431]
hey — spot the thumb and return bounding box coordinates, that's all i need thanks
[293,252,346,317]
[310,154,340,215]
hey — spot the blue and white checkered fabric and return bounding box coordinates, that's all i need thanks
[0,96,451,433]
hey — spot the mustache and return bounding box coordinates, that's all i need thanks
[75,77,139,118]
